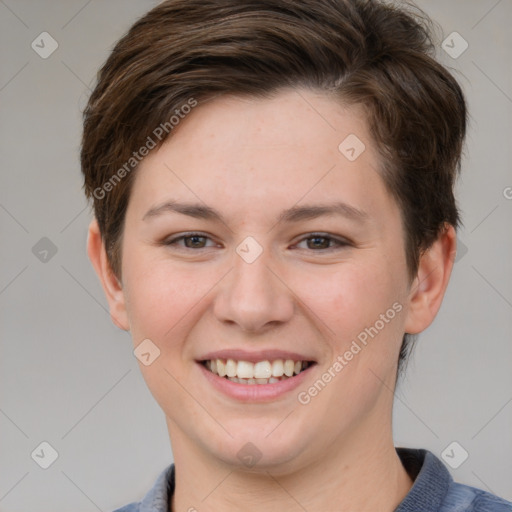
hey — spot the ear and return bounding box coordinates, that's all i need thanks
[404,223,457,335]
[87,218,130,331]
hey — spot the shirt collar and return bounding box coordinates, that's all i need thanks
[139,464,173,512]
[138,448,452,512]
[395,448,452,511]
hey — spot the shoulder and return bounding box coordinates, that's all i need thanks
[395,448,511,512]
[440,481,512,512]
[112,505,139,512]
[110,464,174,512]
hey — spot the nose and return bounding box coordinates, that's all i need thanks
[213,248,295,333]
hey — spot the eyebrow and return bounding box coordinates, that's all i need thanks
[142,200,369,225]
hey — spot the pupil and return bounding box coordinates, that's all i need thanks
[310,237,327,249]
[187,236,204,248]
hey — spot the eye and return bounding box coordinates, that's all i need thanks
[163,232,218,250]
[295,233,350,251]
[162,232,350,252]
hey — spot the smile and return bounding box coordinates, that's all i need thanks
[202,358,312,385]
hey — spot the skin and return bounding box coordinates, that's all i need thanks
[88,88,456,512]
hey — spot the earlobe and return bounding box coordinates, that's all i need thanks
[87,218,130,331]
[403,224,457,335]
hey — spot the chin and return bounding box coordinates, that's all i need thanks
[203,421,314,473]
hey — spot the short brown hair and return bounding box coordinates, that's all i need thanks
[81,0,467,376]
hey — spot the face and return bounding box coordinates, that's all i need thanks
[112,89,418,472]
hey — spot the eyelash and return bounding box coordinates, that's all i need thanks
[163,232,350,252]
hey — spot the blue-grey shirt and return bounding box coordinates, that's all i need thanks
[113,448,512,511]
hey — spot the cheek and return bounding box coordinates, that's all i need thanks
[122,252,204,344]
[317,264,407,390]
[297,262,402,339]
[301,265,405,422]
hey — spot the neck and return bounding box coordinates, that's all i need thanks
[167,418,413,512]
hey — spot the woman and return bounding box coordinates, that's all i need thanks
[81,0,512,510]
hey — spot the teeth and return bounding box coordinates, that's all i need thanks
[217,359,226,377]
[205,358,311,383]
[225,359,237,377]
[271,359,284,377]
[254,361,272,379]
[283,359,295,377]
[236,360,254,379]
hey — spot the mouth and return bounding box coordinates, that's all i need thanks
[200,358,315,385]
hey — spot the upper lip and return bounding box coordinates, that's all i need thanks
[197,349,317,364]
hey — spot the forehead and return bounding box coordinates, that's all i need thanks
[164,90,373,164]
[129,89,398,227]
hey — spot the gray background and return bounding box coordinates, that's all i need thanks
[0,0,511,510]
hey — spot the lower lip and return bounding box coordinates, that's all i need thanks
[197,362,315,402]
